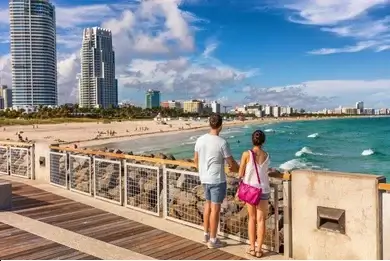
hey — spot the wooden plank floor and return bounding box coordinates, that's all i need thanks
[7,181,247,260]
[0,222,100,260]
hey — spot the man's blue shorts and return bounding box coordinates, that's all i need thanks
[203,182,227,204]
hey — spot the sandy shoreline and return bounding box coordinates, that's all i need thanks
[0,116,371,148]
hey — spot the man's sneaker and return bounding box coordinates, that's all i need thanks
[207,238,227,249]
[203,234,210,243]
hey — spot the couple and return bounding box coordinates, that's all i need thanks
[194,114,270,258]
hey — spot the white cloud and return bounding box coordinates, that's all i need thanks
[307,41,378,55]
[278,0,390,54]
[0,0,254,104]
[241,79,390,110]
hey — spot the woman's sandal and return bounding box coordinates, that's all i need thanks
[246,248,256,257]
[255,249,264,258]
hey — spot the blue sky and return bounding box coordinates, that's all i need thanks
[0,0,390,109]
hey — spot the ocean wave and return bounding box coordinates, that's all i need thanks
[295,146,314,157]
[295,146,325,157]
[361,149,374,156]
[189,135,198,140]
[307,133,319,138]
[181,141,196,145]
[264,129,274,133]
[279,159,308,170]
[279,158,322,171]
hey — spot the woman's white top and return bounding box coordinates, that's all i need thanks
[243,150,271,194]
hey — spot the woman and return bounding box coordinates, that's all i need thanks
[238,130,270,258]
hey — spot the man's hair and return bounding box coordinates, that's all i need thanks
[209,114,223,129]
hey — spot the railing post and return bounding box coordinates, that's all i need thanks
[163,165,168,218]
[283,179,292,259]
[30,144,35,180]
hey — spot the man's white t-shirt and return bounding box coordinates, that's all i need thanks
[194,133,232,184]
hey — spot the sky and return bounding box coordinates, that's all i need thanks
[0,0,390,110]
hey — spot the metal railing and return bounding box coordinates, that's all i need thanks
[0,143,34,179]
[0,146,8,175]
[125,163,161,215]
[69,154,92,196]
[50,151,68,188]
[163,167,203,229]
[94,158,122,205]
[47,146,289,253]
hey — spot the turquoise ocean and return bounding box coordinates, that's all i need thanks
[106,117,390,179]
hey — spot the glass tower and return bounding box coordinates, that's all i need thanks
[9,0,58,107]
[79,27,118,108]
[145,89,160,109]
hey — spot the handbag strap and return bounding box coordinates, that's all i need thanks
[249,150,261,185]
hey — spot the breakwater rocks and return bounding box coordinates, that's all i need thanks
[53,149,285,252]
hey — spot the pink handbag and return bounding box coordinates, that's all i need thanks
[237,150,262,205]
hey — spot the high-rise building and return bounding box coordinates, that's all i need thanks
[0,85,12,109]
[211,101,221,114]
[9,0,57,107]
[145,89,160,109]
[79,27,118,108]
[356,101,364,114]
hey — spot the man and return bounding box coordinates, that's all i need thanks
[194,114,239,249]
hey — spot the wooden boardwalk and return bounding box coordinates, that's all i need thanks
[1,180,247,260]
[0,222,100,260]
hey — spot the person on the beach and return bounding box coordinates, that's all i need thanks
[194,114,239,249]
[238,130,270,258]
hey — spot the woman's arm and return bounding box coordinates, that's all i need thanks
[238,151,248,178]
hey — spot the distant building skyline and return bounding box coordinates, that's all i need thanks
[9,0,57,108]
[79,27,118,108]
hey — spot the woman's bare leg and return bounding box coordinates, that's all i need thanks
[256,200,268,252]
[246,203,257,250]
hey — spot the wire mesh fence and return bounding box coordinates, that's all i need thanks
[69,154,92,195]
[9,147,31,178]
[219,182,282,252]
[125,163,161,215]
[94,158,122,205]
[0,146,8,175]
[49,152,68,188]
[164,167,203,229]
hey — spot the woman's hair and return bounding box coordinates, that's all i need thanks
[252,130,266,146]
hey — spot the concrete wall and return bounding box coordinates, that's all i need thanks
[383,193,390,259]
[291,170,384,260]
[33,141,51,182]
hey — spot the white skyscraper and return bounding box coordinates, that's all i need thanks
[9,0,57,107]
[79,27,118,108]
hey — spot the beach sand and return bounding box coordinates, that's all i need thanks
[0,116,346,148]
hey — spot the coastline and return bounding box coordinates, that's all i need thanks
[0,115,382,149]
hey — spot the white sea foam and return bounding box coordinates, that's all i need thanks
[307,133,319,138]
[279,159,308,170]
[361,149,374,156]
[264,129,274,133]
[295,146,314,157]
[229,135,235,138]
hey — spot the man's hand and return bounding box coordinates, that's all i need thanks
[226,156,239,173]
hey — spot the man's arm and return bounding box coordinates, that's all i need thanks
[194,151,199,170]
[222,142,239,173]
[194,140,199,170]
